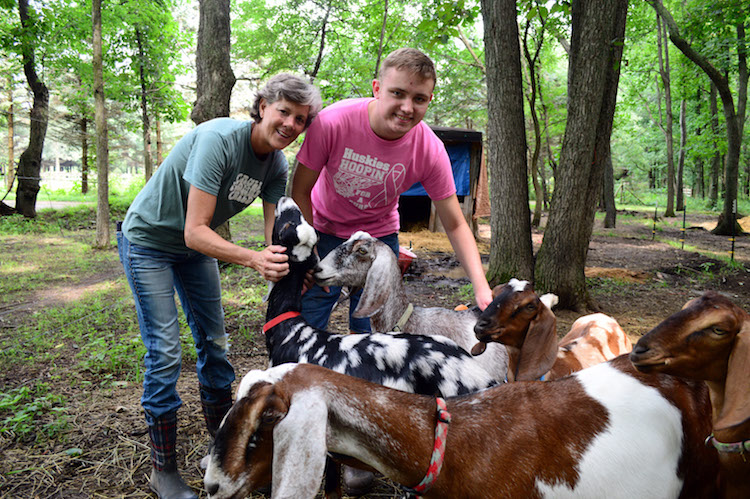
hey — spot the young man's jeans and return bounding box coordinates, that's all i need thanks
[117,231,235,424]
[301,231,399,333]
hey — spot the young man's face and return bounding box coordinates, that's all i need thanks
[369,67,434,140]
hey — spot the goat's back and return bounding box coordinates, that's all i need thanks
[444,355,717,497]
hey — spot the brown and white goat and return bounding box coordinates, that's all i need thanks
[631,291,750,499]
[314,231,509,382]
[203,359,719,499]
[472,279,632,381]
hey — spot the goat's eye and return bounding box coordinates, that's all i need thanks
[525,303,536,312]
[711,327,727,336]
[357,248,367,256]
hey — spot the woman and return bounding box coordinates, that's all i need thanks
[117,73,321,499]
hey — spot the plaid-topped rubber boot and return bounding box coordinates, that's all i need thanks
[200,384,233,438]
[148,412,197,499]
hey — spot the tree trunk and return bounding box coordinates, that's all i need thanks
[534,0,628,310]
[81,117,88,194]
[708,83,720,206]
[694,87,704,198]
[482,0,534,285]
[676,99,686,210]
[15,0,49,218]
[373,0,389,78]
[649,0,747,236]
[522,20,545,228]
[6,78,14,191]
[603,152,616,228]
[93,0,110,248]
[191,0,235,125]
[656,12,676,217]
[136,29,154,181]
[192,0,236,241]
[156,117,163,166]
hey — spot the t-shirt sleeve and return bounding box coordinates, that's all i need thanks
[182,130,230,196]
[296,116,330,172]
[262,153,289,205]
[420,138,456,201]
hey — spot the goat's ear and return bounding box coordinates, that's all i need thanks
[271,392,328,498]
[353,248,397,318]
[715,315,750,430]
[515,302,558,381]
[491,285,505,298]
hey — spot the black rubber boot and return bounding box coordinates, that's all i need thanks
[147,412,197,499]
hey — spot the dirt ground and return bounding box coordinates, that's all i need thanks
[1,211,748,498]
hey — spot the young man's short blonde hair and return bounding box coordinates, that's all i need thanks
[379,48,436,86]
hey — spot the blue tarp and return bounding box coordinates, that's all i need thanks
[400,143,471,197]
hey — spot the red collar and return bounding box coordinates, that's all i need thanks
[262,311,301,333]
[403,397,451,498]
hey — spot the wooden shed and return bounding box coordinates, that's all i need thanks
[398,126,488,235]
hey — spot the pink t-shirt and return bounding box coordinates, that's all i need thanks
[296,98,455,238]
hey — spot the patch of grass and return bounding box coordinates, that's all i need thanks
[0,383,69,442]
[0,232,120,304]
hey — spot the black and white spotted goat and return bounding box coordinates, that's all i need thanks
[314,230,509,382]
[263,197,497,396]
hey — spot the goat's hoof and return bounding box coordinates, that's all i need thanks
[343,465,375,497]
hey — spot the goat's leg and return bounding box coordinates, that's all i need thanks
[323,456,342,499]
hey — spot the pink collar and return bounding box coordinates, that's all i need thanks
[403,397,451,497]
[262,311,301,333]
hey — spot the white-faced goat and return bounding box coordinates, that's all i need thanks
[472,279,633,381]
[631,291,750,499]
[204,358,719,499]
[314,231,509,382]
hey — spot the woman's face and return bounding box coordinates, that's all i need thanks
[251,98,310,155]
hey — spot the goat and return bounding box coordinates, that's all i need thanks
[472,279,632,381]
[314,231,509,382]
[262,197,497,495]
[204,358,719,499]
[630,291,750,499]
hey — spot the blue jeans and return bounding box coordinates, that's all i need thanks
[117,231,235,423]
[302,232,399,333]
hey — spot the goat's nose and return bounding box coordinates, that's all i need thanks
[206,482,219,496]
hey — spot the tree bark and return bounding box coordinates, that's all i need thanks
[6,78,14,192]
[676,98,686,210]
[482,0,534,285]
[156,118,163,166]
[648,0,746,235]
[191,0,235,125]
[373,0,389,78]
[15,0,49,218]
[93,0,110,248]
[693,87,704,198]
[708,83,720,206]
[136,29,154,181]
[522,20,545,228]
[81,117,89,194]
[534,0,628,310]
[603,152,616,228]
[656,12,676,217]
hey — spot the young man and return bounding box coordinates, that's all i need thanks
[292,48,492,335]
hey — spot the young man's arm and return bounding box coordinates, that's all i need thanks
[433,194,493,310]
[290,163,321,225]
[184,185,289,281]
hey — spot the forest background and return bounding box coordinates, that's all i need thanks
[1,0,748,306]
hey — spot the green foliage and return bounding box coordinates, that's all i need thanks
[0,383,69,441]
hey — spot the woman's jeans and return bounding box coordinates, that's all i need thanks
[301,232,399,333]
[117,231,235,424]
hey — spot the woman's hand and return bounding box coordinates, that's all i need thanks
[253,245,289,281]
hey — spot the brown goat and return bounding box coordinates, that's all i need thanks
[473,279,632,381]
[631,291,750,499]
[203,359,718,498]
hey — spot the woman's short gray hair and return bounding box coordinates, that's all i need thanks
[250,73,323,129]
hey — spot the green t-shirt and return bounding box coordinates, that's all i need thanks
[122,118,288,253]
